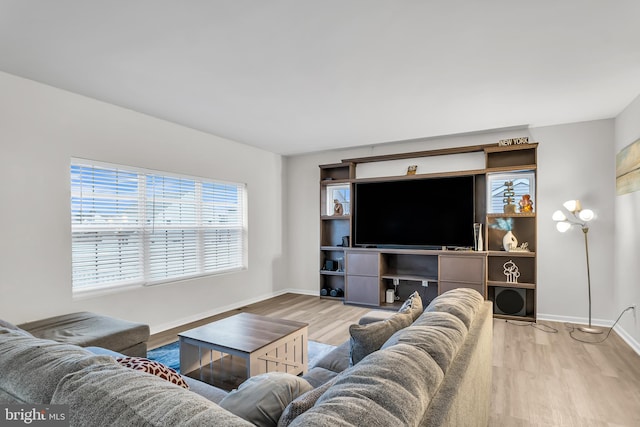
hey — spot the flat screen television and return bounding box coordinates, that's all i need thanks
[353,175,476,249]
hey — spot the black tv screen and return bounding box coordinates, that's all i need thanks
[353,176,476,248]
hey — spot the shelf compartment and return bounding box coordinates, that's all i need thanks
[380,253,438,282]
[320,219,350,247]
[487,286,536,321]
[320,162,352,181]
[485,144,537,169]
[319,275,345,298]
[487,255,535,285]
[486,216,536,252]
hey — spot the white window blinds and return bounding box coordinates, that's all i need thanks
[71,160,247,291]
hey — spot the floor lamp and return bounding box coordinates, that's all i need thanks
[552,200,602,334]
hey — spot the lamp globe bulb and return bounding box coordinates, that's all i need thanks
[579,209,594,222]
[552,210,567,221]
[556,221,572,233]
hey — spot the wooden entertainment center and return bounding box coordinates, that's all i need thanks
[319,142,538,321]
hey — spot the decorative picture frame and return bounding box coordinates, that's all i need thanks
[326,184,350,216]
[616,137,640,195]
[486,172,535,214]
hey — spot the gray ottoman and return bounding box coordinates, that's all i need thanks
[18,312,150,357]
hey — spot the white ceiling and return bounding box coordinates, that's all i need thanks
[1,1,639,155]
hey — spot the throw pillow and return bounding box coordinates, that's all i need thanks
[115,356,189,389]
[398,291,424,321]
[219,372,313,427]
[349,311,412,365]
[277,376,338,427]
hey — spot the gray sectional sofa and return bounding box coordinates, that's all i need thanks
[0,288,492,426]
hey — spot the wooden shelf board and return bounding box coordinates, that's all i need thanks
[379,301,404,310]
[485,164,537,174]
[320,215,351,220]
[320,270,345,276]
[320,246,347,251]
[487,251,536,258]
[484,143,538,153]
[382,274,438,282]
[319,295,344,301]
[487,212,535,218]
[352,168,487,183]
[487,281,536,289]
[493,313,536,322]
[320,178,351,185]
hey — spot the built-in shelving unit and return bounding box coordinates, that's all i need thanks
[319,163,354,300]
[319,142,537,320]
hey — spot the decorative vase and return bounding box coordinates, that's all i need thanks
[477,227,483,251]
[503,231,518,252]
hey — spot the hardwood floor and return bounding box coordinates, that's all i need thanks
[149,293,640,426]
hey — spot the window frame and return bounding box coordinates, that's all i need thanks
[70,158,248,295]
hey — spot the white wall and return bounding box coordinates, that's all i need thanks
[0,71,286,332]
[614,94,640,351]
[287,121,617,326]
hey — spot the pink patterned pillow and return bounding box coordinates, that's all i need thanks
[115,357,189,389]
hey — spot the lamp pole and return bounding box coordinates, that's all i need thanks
[553,200,600,334]
[578,225,601,334]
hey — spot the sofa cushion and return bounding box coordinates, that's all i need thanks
[18,311,150,356]
[290,343,444,427]
[115,356,189,389]
[398,291,424,321]
[424,288,484,329]
[51,364,252,426]
[349,311,412,365]
[219,372,313,427]
[301,366,339,388]
[0,328,116,403]
[381,324,465,373]
[312,340,351,373]
[278,376,338,427]
[0,319,31,336]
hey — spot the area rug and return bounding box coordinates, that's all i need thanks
[147,340,336,374]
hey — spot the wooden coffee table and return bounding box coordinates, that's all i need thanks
[178,313,308,388]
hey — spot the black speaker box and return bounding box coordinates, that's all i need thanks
[494,287,527,317]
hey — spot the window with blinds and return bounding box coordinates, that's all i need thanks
[70,160,247,292]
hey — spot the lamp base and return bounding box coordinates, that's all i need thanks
[578,326,603,334]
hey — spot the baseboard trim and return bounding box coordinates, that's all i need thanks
[536,313,614,327]
[149,289,318,334]
[537,312,640,356]
[613,324,640,356]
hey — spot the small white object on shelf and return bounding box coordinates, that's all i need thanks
[503,260,520,283]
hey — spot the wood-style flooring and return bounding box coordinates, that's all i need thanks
[149,293,640,426]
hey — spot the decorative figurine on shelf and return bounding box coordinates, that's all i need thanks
[503,230,518,252]
[519,194,533,213]
[407,165,417,175]
[503,181,516,214]
[503,260,521,283]
[333,199,344,216]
